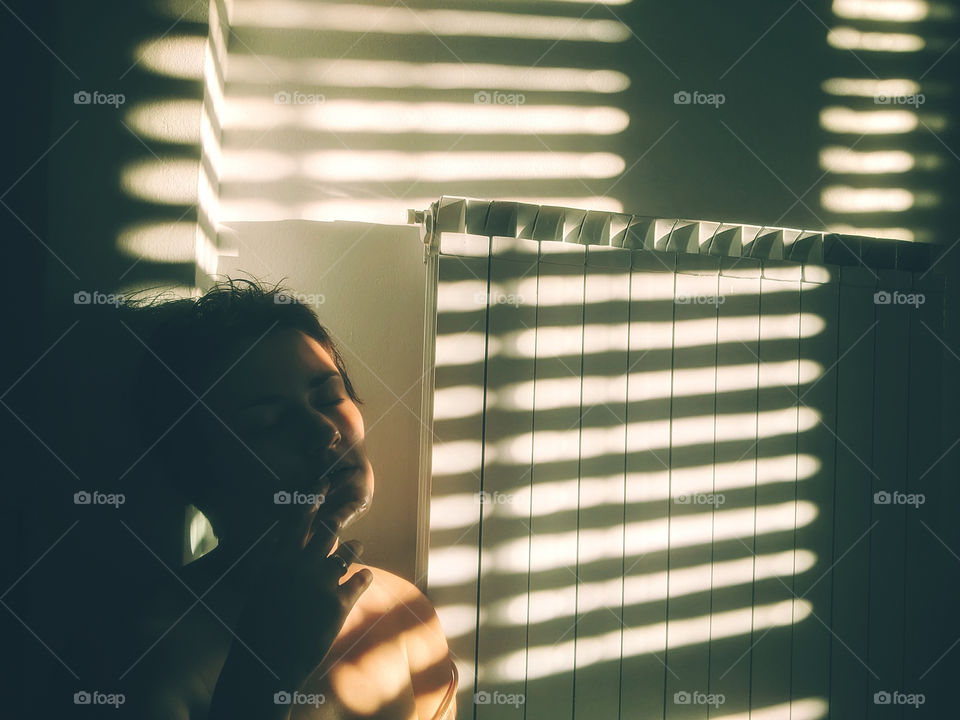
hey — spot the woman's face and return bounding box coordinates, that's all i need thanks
[202,327,374,545]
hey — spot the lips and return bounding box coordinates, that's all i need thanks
[317,460,357,482]
[324,488,369,529]
[307,464,370,531]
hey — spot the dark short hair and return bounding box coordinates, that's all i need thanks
[125,277,362,516]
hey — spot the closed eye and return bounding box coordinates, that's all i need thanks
[312,395,345,409]
[311,378,347,408]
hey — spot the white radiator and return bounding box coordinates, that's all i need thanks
[414,197,944,720]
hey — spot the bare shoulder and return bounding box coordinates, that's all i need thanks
[348,565,447,640]
[354,566,431,611]
[347,565,456,719]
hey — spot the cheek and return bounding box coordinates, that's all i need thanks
[208,433,308,494]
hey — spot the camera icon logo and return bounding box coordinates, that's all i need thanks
[274,691,292,705]
[74,691,92,704]
[474,691,491,704]
[674,91,691,105]
[874,691,891,704]
[74,291,91,304]
[274,91,291,105]
[274,490,292,505]
[274,292,293,304]
[474,90,491,104]
[74,491,92,505]
[674,691,692,704]
[873,491,891,505]
[74,91,91,105]
[874,94,890,104]
[874,291,891,305]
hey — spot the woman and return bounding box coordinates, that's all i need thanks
[122,278,457,720]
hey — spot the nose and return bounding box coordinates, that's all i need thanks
[304,406,342,455]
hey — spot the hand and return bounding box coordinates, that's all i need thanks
[231,500,374,689]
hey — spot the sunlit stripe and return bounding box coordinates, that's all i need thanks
[488,598,812,680]
[429,455,819,529]
[232,2,632,42]
[434,313,825,367]
[437,273,800,313]
[197,159,219,229]
[821,77,921,97]
[435,332,497,371]
[295,151,626,182]
[613,358,815,401]
[203,39,224,126]
[222,151,625,183]
[222,152,297,182]
[120,158,200,205]
[434,604,480,640]
[633,406,816,454]
[833,0,932,21]
[433,386,486,422]
[711,698,828,720]
[801,265,834,283]
[819,147,915,174]
[200,96,222,176]
[430,501,816,582]
[489,550,816,626]
[822,186,916,212]
[827,27,925,51]
[134,35,206,80]
[826,224,916,242]
[432,360,821,418]
[539,406,808,464]
[434,405,818,476]
[225,58,630,93]
[224,100,630,135]
[514,314,824,356]
[208,0,227,66]
[820,106,918,133]
[126,100,203,144]
[116,221,198,262]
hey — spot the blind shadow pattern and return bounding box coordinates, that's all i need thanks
[422,199,944,719]
[219,0,632,223]
[819,0,960,243]
[117,0,228,299]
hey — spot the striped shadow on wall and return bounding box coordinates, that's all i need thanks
[415,197,944,720]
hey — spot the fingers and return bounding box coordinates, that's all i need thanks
[302,489,350,560]
[278,481,336,554]
[330,539,363,569]
[338,568,374,609]
[304,537,363,583]
[303,511,341,560]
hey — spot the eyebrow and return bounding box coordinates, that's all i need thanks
[235,371,341,412]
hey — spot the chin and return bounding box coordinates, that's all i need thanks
[322,464,373,529]
[353,462,374,505]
